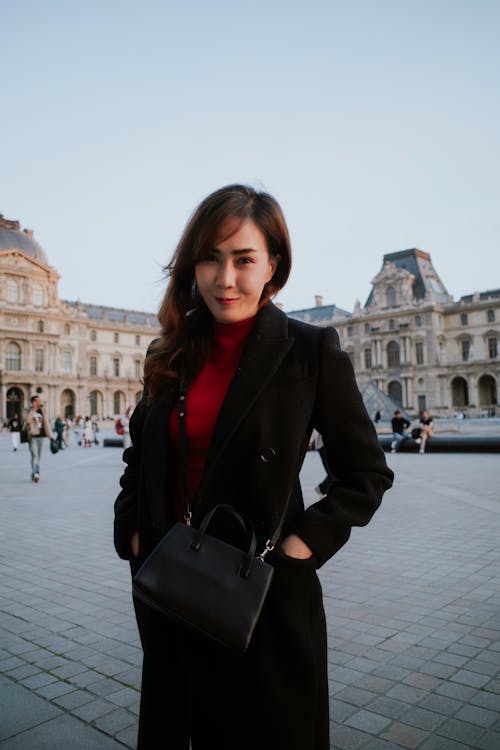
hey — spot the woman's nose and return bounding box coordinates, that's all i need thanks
[215,260,235,287]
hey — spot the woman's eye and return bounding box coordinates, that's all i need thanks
[237,256,253,265]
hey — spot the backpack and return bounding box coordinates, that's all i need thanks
[115,418,124,435]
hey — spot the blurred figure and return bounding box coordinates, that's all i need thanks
[54,415,65,450]
[391,409,410,453]
[419,410,434,454]
[83,416,93,448]
[23,395,54,482]
[8,412,21,451]
[121,405,134,450]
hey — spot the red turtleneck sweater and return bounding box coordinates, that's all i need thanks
[168,316,256,520]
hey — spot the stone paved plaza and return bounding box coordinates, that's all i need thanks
[0,429,499,749]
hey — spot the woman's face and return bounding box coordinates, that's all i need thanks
[195,219,277,324]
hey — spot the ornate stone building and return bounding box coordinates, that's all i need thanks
[1,215,498,422]
[288,249,499,417]
[0,215,159,421]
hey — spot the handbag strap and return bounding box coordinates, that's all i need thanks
[178,367,290,559]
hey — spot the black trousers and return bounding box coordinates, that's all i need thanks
[133,554,330,750]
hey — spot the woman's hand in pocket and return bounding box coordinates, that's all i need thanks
[281,534,313,560]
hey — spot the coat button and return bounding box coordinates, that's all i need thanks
[259,447,276,463]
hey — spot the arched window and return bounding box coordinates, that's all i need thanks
[33,283,43,306]
[388,380,403,406]
[364,348,372,369]
[387,286,396,307]
[478,375,497,406]
[7,279,19,303]
[90,356,97,376]
[113,391,123,414]
[415,315,422,328]
[451,377,469,407]
[37,320,44,333]
[387,340,400,367]
[64,323,70,335]
[460,312,468,326]
[5,342,22,370]
[487,309,495,323]
[89,390,101,416]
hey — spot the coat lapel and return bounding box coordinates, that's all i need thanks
[195,303,294,508]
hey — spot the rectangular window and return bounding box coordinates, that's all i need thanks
[364,349,372,369]
[113,357,120,377]
[135,358,142,378]
[488,338,498,359]
[135,334,140,345]
[415,342,424,365]
[461,340,470,362]
[347,326,353,337]
[90,356,97,376]
[62,351,72,373]
[35,348,44,372]
[418,395,426,413]
[114,332,119,343]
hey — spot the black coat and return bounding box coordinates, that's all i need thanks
[114,302,393,750]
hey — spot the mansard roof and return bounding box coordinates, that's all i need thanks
[365,248,450,307]
[286,303,351,324]
[65,300,158,328]
[459,289,500,304]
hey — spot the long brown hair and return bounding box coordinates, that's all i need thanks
[144,184,292,397]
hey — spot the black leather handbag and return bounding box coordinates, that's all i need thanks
[132,372,288,652]
[133,504,275,651]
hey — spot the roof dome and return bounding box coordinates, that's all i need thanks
[0,215,49,265]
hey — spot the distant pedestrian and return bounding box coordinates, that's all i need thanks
[64,416,73,447]
[54,416,65,450]
[121,405,134,450]
[23,395,54,482]
[374,410,381,423]
[419,410,434,454]
[391,409,410,453]
[312,429,334,496]
[8,412,21,451]
[74,415,84,446]
[83,416,93,448]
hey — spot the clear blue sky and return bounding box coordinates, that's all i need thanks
[2,0,499,315]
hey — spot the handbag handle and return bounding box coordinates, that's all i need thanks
[191,504,257,579]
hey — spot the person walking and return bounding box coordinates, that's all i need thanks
[114,184,393,750]
[83,416,93,448]
[391,409,410,453]
[419,409,434,454]
[23,395,53,482]
[8,412,22,451]
[54,415,65,450]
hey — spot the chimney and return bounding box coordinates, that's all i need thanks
[315,295,323,307]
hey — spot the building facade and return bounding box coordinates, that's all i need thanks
[0,215,159,422]
[288,249,499,417]
[1,215,498,422]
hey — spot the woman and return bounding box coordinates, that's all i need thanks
[419,409,434,454]
[114,184,393,750]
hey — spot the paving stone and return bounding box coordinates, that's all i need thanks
[417,692,463,716]
[454,703,498,728]
[365,696,410,720]
[450,669,491,688]
[402,672,442,691]
[381,721,430,748]
[470,690,500,711]
[52,688,95,710]
[475,730,500,750]
[72,697,117,722]
[345,709,392,734]
[435,717,488,745]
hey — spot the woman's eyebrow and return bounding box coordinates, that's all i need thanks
[212,246,258,255]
